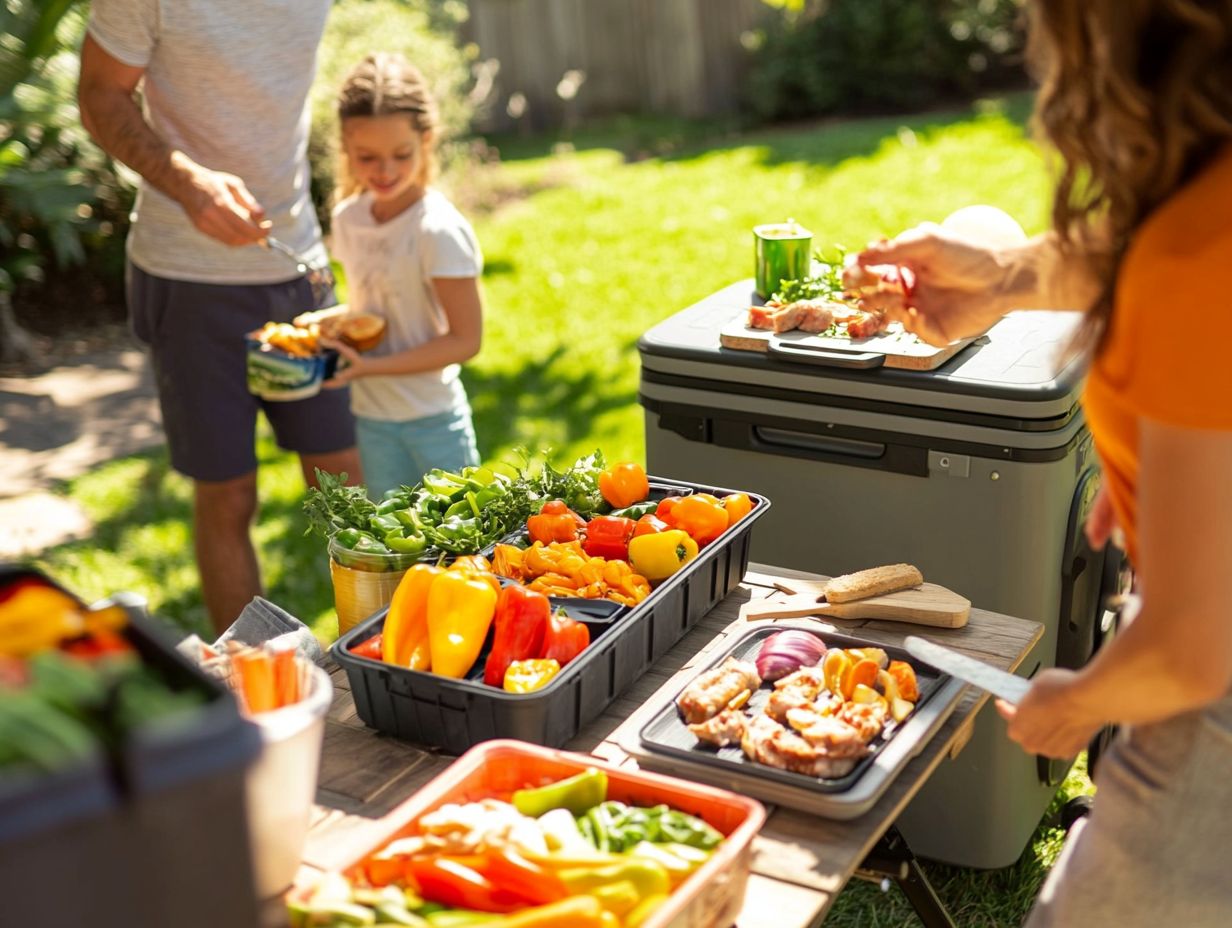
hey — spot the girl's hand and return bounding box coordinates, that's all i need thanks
[848,223,1016,347]
[321,338,366,388]
[996,668,1102,759]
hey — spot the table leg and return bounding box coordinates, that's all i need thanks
[855,826,956,928]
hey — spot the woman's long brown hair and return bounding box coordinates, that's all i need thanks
[1027,0,1232,351]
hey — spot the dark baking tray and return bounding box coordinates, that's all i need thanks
[632,623,968,818]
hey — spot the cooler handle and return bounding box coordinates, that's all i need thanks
[767,336,887,369]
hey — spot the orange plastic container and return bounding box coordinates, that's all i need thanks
[313,740,767,928]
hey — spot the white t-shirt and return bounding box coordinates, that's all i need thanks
[331,189,483,422]
[88,0,329,284]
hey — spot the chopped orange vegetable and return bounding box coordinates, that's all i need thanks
[233,648,276,714]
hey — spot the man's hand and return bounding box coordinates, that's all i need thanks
[180,160,267,246]
[78,35,265,248]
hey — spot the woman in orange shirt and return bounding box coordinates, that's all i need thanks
[855,2,1232,924]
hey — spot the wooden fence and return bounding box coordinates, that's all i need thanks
[463,0,774,131]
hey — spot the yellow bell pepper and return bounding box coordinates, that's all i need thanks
[426,569,499,678]
[0,582,84,657]
[503,658,562,693]
[383,563,444,670]
[627,530,699,582]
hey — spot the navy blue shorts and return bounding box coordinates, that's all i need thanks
[127,262,356,482]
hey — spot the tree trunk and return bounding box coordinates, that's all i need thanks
[0,292,39,365]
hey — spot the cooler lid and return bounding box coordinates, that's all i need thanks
[638,280,1087,427]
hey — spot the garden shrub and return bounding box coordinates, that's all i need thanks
[745,0,1026,122]
[2,2,133,337]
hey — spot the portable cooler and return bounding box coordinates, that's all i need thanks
[638,281,1122,868]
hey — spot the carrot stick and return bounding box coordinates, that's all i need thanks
[232,647,277,714]
[269,641,301,709]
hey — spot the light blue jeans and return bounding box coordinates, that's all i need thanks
[356,407,480,499]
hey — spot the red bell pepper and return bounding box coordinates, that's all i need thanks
[632,514,670,537]
[475,848,567,905]
[655,496,684,527]
[350,632,384,660]
[483,585,550,687]
[527,500,586,545]
[542,610,590,667]
[406,856,531,913]
[581,515,636,561]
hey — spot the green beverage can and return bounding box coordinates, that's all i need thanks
[754,220,812,300]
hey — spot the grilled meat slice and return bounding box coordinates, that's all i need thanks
[676,656,762,725]
[836,700,889,743]
[741,714,861,778]
[792,300,838,333]
[764,666,828,724]
[688,708,748,748]
[845,311,890,339]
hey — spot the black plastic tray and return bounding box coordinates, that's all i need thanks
[0,568,264,928]
[331,478,770,754]
[639,626,947,793]
[626,622,969,820]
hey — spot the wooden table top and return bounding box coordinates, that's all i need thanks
[290,564,1043,928]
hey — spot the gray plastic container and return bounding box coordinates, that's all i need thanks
[638,281,1123,867]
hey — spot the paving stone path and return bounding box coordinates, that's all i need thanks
[0,338,162,557]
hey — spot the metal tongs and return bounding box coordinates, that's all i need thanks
[258,231,336,309]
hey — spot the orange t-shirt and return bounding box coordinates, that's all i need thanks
[1083,145,1232,566]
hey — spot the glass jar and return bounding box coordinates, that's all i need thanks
[326,537,421,637]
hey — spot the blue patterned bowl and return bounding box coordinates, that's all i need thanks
[245,336,339,402]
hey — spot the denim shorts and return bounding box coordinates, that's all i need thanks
[127,262,356,482]
[356,407,480,498]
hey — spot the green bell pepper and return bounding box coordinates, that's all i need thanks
[512,767,608,817]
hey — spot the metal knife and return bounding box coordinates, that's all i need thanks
[904,635,1032,705]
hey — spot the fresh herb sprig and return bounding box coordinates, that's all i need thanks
[536,450,608,516]
[772,246,849,304]
[303,469,378,539]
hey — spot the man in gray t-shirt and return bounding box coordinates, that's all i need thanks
[79,0,361,633]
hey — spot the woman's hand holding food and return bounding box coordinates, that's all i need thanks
[996,669,1102,759]
[847,223,1017,347]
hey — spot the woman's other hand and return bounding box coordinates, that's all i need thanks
[1084,484,1126,551]
[996,668,1102,759]
[848,223,1016,347]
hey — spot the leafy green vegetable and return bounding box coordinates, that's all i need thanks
[772,246,849,304]
[303,469,380,540]
[536,449,609,516]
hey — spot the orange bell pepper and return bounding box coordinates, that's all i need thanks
[383,563,444,670]
[528,500,586,544]
[722,492,754,526]
[598,462,650,510]
[671,494,729,546]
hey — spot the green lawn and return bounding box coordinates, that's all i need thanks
[34,95,1092,926]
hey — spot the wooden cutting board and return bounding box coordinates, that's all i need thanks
[720,313,976,371]
[743,582,971,628]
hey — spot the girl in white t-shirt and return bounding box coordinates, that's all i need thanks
[323,53,482,497]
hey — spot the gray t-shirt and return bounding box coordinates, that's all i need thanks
[88,0,330,284]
